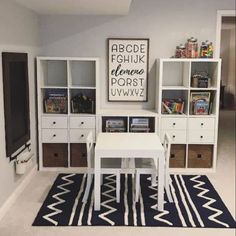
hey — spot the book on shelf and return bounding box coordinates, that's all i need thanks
[190,91,211,115]
[162,98,184,114]
[44,89,67,114]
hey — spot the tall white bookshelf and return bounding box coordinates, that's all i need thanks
[37,57,99,170]
[157,58,221,172]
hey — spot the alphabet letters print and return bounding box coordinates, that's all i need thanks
[108,38,149,101]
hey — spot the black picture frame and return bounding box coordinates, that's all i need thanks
[2,52,30,158]
[107,38,149,102]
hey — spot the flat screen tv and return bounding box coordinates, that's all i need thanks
[2,52,30,158]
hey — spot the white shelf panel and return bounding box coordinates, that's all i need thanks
[190,87,217,91]
[188,114,216,118]
[41,86,68,89]
[161,114,187,118]
[41,113,68,117]
[69,113,96,117]
[99,109,157,117]
[162,86,189,90]
[69,86,96,90]
[160,58,220,63]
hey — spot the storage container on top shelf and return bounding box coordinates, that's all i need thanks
[69,60,96,87]
[190,61,219,89]
[161,60,190,89]
[39,60,68,87]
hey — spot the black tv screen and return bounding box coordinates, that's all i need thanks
[2,52,30,158]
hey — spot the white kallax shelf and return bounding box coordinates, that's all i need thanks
[37,57,100,170]
[156,58,221,172]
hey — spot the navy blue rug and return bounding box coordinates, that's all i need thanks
[33,174,236,228]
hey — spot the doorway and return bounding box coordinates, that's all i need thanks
[220,16,236,110]
[216,10,236,110]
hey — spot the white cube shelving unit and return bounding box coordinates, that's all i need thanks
[157,58,221,172]
[37,57,99,171]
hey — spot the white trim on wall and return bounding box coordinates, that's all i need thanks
[0,165,37,222]
[215,10,236,58]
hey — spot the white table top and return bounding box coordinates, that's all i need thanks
[95,133,164,157]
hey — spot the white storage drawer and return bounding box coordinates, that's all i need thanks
[188,130,215,143]
[161,130,186,144]
[161,118,187,130]
[189,118,215,130]
[42,129,68,143]
[70,129,95,143]
[70,116,95,129]
[42,116,68,129]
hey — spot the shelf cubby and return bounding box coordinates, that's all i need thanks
[42,88,68,114]
[69,60,96,87]
[129,116,155,133]
[162,61,190,87]
[40,60,67,87]
[70,88,96,114]
[102,116,128,133]
[161,90,188,115]
[191,61,219,88]
[189,90,217,115]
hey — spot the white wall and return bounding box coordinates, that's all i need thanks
[0,0,39,209]
[39,0,235,110]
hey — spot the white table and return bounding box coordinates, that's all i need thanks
[94,133,165,211]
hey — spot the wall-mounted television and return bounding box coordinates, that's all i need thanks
[2,52,30,158]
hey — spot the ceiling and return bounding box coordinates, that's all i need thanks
[12,0,133,15]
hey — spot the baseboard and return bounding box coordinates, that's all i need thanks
[0,165,37,222]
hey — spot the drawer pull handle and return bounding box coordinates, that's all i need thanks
[200,135,203,139]
[171,154,175,158]
[197,154,202,158]
[53,121,56,124]
[82,153,86,157]
[172,135,176,139]
[173,123,176,126]
[54,153,58,157]
[81,134,84,137]
[53,134,56,137]
[201,123,204,126]
[81,122,84,125]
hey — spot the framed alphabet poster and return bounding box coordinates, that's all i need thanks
[108,38,149,101]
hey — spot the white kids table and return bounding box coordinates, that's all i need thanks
[94,132,165,211]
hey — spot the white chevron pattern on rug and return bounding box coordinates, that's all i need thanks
[99,174,117,226]
[43,173,75,226]
[148,178,172,226]
[190,175,230,228]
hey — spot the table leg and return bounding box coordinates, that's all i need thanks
[157,154,164,211]
[94,154,101,211]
